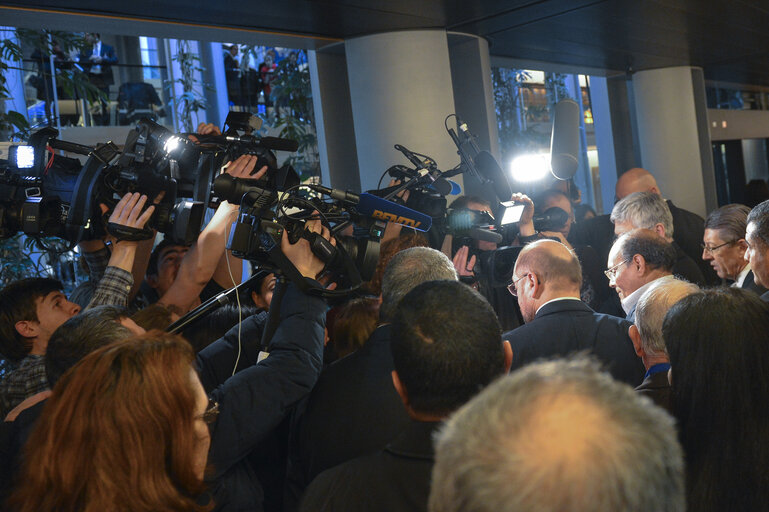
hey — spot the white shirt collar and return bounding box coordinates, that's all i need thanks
[536,296,581,316]
[621,274,675,315]
[733,263,752,288]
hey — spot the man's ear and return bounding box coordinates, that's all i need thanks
[633,254,647,275]
[251,291,268,310]
[736,238,749,253]
[529,272,543,299]
[629,324,644,358]
[653,223,667,240]
[14,320,39,339]
[391,371,409,408]
[502,340,513,373]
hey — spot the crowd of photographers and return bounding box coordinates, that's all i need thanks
[1,125,768,512]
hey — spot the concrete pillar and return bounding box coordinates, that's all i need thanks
[631,66,717,217]
[448,33,499,198]
[345,31,459,193]
[308,47,360,190]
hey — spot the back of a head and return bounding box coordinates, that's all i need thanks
[45,305,134,386]
[391,280,504,416]
[10,332,208,512]
[635,279,699,356]
[615,167,659,200]
[747,199,769,246]
[617,228,677,273]
[380,247,457,322]
[611,191,674,239]
[0,277,62,362]
[429,357,684,512]
[515,240,582,292]
[182,303,258,352]
[366,232,429,296]
[332,297,380,358]
[663,287,769,510]
[704,203,750,240]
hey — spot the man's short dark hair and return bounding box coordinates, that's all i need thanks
[534,189,570,213]
[391,280,505,416]
[147,238,187,276]
[747,199,769,247]
[45,305,133,386]
[0,278,63,362]
[704,204,750,241]
[618,229,676,272]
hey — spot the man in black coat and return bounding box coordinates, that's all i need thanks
[284,247,459,510]
[504,240,644,387]
[569,167,718,286]
[300,280,511,512]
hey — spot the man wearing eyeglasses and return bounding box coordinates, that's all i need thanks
[745,200,769,302]
[504,239,644,387]
[606,229,677,322]
[703,204,767,295]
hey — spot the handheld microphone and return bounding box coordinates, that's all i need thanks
[308,185,432,231]
[392,145,454,196]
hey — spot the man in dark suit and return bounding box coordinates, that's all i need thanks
[79,33,118,124]
[570,167,718,286]
[611,191,705,286]
[504,240,645,387]
[606,229,676,322]
[745,200,769,302]
[703,204,768,295]
[630,278,699,413]
[300,280,511,512]
[285,247,458,510]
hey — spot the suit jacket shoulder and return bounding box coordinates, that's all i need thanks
[635,371,672,413]
[504,300,644,386]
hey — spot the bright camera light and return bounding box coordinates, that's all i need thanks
[12,145,35,169]
[509,153,550,183]
[163,136,182,155]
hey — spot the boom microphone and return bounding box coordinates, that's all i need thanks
[390,146,454,196]
[550,99,580,180]
[308,184,432,232]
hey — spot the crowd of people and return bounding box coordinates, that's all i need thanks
[1,157,769,511]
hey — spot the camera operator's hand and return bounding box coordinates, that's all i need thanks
[452,245,477,279]
[105,192,155,272]
[196,122,221,136]
[222,154,268,180]
[282,214,335,279]
[510,193,536,237]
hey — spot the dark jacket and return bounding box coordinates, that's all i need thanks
[635,370,672,413]
[285,324,410,511]
[671,242,706,285]
[300,420,439,512]
[503,299,645,387]
[200,283,326,512]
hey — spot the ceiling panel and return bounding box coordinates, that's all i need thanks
[3,0,769,86]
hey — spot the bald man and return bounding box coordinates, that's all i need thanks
[569,168,717,289]
[504,240,644,386]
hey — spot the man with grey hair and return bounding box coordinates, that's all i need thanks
[429,357,685,512]
[606,228,677,322]
[703,204,766,294]
[286,247,458,506]
[612,191,705,285]
[630,278,699,412]
[744,199,769,301]
[504,240,644,386]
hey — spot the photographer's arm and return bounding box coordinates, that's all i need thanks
[158,155,266,314]
[205,217,330,483]
[86,193,154,309]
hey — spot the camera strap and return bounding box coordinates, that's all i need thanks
[107,222,154,242]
